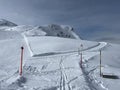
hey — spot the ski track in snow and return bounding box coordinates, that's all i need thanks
[59,57,71,90]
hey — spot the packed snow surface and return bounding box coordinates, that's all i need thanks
[0,22,120,90]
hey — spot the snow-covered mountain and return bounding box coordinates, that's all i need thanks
[0,19,17,27]
[0,19,80,40]
[0,19,120,90]
[6,24,80,39]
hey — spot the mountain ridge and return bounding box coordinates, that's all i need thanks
[0,19,17,27]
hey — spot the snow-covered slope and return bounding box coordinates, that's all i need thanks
[0,34,98,90]
[0,21,120,90]
[82,43,120,90]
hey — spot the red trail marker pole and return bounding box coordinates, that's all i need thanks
[20,46,24,76]
[80,52,83,68]
[100,50,102,77]
[80,44,83,68]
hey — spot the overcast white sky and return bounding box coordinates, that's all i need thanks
[0,0,120,40]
